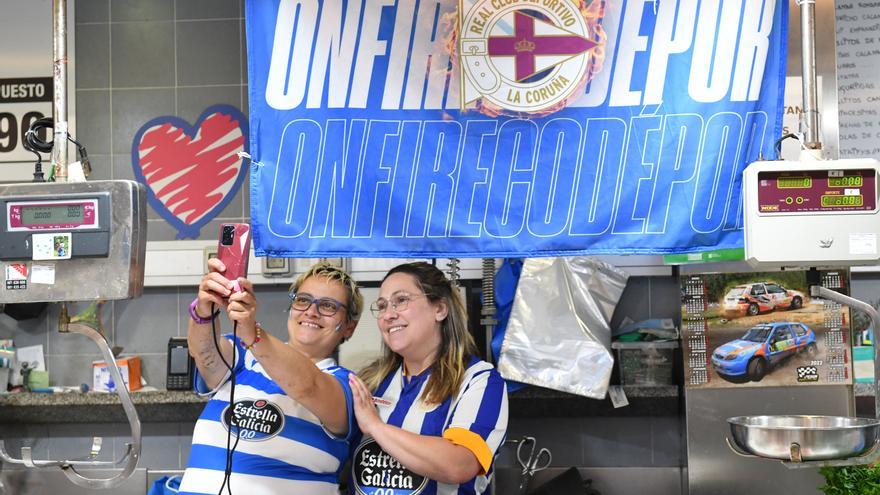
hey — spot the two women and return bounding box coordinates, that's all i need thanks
[182,260,507,495]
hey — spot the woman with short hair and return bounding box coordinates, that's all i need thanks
[180,260,363,494]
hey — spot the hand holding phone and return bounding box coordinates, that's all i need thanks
[217,223,251,293]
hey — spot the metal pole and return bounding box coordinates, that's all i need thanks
[797,0,821,149]
[51,0,69,181]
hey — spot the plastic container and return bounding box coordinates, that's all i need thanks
[611,340,678,386]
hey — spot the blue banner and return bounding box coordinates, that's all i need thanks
[245,0,787,257]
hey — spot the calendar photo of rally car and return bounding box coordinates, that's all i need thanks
[710,322,817,382]
[721,282,806,318]
[682,270,852,389]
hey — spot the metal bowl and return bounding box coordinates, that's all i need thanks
[728,415,880,461]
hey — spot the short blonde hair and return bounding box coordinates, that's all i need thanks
[289,262,363,321]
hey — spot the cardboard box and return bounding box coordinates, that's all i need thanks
[92,357,142,392]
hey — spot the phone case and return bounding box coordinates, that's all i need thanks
[217,223,251,287]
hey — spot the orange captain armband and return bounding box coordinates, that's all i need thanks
[443,427,494,474]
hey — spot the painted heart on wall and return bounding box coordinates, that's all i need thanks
[131,104,249,239]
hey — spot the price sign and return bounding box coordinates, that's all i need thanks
[0,0,75,182]
[0,77,51,163]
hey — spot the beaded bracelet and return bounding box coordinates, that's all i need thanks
[242,323,263,350]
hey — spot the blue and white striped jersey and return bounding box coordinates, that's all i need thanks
[179,334,357,495]
[351,358,508,495]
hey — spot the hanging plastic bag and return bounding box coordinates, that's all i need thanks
[497,257,628,399]
[147,475,181,495]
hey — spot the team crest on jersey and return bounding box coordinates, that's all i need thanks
[352,439,428,495]
[222,399,285,441]
[459,0,601,114]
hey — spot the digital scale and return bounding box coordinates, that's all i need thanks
[744,158,880,268]
[0,180,147,303]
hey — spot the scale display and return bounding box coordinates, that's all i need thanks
[756,168,876,213]
[7,198,99,232]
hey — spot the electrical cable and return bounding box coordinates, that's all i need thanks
[23,117,53,182]
[22,117,92,181]
[210,303,241,495]
[774,132,800,159]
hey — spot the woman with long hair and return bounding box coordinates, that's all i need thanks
[349,262,508,495]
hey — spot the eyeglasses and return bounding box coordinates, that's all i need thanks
[289,293,348,317]
[370,293,427,318]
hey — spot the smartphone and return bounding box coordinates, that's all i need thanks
[217,223,251,291]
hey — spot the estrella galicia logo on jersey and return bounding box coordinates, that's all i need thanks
[221,399,285,441]
[460,0,601,115]
[352,439,428,495]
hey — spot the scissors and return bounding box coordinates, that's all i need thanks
[516,436,552,494]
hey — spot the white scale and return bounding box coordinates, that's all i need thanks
[743,157,880,268]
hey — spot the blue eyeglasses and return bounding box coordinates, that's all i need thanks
[289,292,348,317]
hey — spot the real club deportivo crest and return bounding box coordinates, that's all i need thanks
[460,0,600,114]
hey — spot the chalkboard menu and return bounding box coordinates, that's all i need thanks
[836,1,880,157]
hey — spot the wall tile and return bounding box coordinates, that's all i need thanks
[84,154,113,180]
[114,287,179,354]
[0,425,50,459]
[76,0,110,24]
[649,277,682,319]
[505,417,584,467]
[111,88,175,153]
[75,24,110,88]
[145,218,184,242]
[112,152,136,181]
[140,353,168,389]
[46,301,115,355]
[241,169,251,219]
[176,20,242,86]
[48,423,124,462]
[147,218,232,243]
[110,0,174,22]
[650,416,682,467]
[0,311,49,348]
[75,90,111,153]
[176,0,241,20]
[175,86,243,124]
[610,277,651,330]
[240,19,248,84]
[47,353,102,387]
[581,417,654,467]
[192,219,227,242]
[111,21,175,88]
[114,422,181,469]
[180,421,196,467]
[240,82,250,119]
